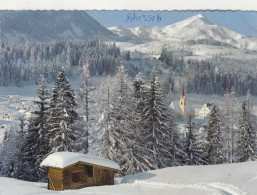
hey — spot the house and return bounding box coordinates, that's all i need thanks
[7,95,20,102]
[40,152,120,191]
[7,96,12,102]
[198,103,213,119]
[25,112,32,119]
[4,114,11,121]
[20,102,25,109]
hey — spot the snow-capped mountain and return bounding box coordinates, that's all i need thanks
[0,11,119,44]
[109,14,257,50]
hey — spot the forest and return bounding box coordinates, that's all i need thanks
[159,48,257,96]
[0,39,257,182]
[1,39,257,96]
[0,63,256,182]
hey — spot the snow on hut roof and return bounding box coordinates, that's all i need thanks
[40,152,120,170]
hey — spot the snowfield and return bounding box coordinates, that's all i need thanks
[1,161,257,195]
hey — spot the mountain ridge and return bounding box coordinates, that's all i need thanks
[109,14,257,50]
[0,11,120,44]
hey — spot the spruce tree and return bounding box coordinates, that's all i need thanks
[184,113,206,165]
[14,116,26,180]
[165,112,186,166]
[23,75,50,181]
[222,87,237,163]
[77,62,91,153]
[142,68,172,168]
[114,65,154,175]
[46,70,78,153]
[133,72,146,106]
[96,77,119,161]
[206,104,224,164]
[236,100,256,162]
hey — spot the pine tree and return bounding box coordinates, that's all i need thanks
[0,125,25,179]
[96,77,119,161]
[223,87,237,163]
[23,75,50,181]
[77,61,91,153]
[114,65,154,175]
[0,128,17,178]
[236,100,256,162]
[206,104,225,164]
[46,70,78,153]
[14,116,27,180]
[133,72,145,102]
[142,68,172,168]
[184,113,206,165]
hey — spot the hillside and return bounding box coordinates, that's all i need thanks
[1,161,257,194]
[0,11,119,43]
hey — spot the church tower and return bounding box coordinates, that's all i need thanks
[180,85,186,116]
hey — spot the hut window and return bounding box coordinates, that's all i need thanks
[85,165,93,177]
[72,172,80,183]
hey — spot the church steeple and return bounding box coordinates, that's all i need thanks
[180,85,186,117]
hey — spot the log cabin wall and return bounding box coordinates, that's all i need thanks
[48,167,63,191]
[48,162,117,191]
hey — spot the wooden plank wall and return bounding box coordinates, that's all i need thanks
[48,167,63,191]
[49,163,116,191]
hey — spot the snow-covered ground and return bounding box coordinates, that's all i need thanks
[1,160,257,194]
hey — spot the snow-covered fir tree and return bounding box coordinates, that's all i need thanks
[236,100,256,162]
[184,113,206,165]
[76,61,91,153]
[166,109,187,166]
[206,104,225,164]
[22,75,50,181]
[133,72,146,105]
[96,77,119,161]
[114,65,154,175]
[13,116,27,180]
[0,122,26,180]
[223,87,237,163]
[0,128,17,178]
[46,70,78,153]
[142,68,174,168]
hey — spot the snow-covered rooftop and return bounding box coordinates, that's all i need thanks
[40,152,120,170]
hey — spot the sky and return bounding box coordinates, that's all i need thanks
[87,11,257,37]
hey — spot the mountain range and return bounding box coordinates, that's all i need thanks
[0,11,119,44]
[109,14,257,51]
[0,11,257,53]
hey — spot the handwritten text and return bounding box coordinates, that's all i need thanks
[126,13,162,23]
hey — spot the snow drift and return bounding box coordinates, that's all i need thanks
[1,160,257,194]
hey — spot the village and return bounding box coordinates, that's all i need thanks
[1,85,257,143]
[0,94,35,139]
[171,86,257,119]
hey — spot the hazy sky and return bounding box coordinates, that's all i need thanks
[87,11,257,37]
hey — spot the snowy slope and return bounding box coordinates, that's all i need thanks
[1,161,257,194]
[0,11,119,44]
[109,14,257,51]
[109,14,257,58]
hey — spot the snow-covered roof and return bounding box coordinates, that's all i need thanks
[40,152,120,170]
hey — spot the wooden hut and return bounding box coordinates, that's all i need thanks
[40,152,120,191]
